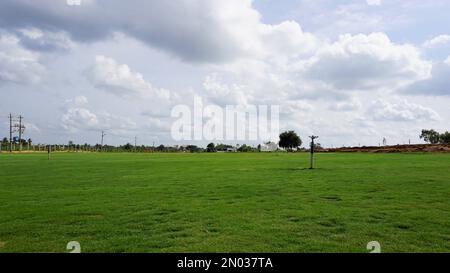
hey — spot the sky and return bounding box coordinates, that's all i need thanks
[0,0,449,147]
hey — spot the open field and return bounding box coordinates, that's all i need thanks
[0,152,449,253]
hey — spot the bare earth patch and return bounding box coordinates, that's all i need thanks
[323,144,450,153]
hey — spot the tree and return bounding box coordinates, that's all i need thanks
[440,131,450,144]
[279,131,302,152]
[123,143,133,151]
[206,143,216,152]
[420,129,440,144]
[237,144,253,152]
[2,137,8,144]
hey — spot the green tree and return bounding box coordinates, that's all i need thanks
[440,131,450,144]
[279,131,302,152]
[420,129,440,144]
[206,143,216,152]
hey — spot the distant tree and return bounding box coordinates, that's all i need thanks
[215,144,233,152]
[420,129,440,144]
[440,131,450,144]
[156,144,165,152]
[68,140,75,148]
[206,143,216,152]
[2,137,8,144]
[279,131,302,152]
[186,145,200,153]
[27,138,32,146]
[257,144,261,152]
[123,143,133,151]
[237,144,252,152]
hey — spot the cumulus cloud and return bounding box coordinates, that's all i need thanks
[62,107,99,132]
[404,59,450,96]
[366,0,382,6]
[203,74,249,106]
[368,99,441,121]
[422,34,450,48]
[88,55,170,99]
[15,27,74,52]
[0,0,318,63]
[62,96,137,133]
[329,98,362,112]
[0,33,44,84]
[301,33,431,91]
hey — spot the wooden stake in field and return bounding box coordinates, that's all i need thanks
[309,135,319,169]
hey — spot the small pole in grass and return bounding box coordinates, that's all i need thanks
[309,135,319,169]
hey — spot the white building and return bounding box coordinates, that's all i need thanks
[261,142,278,152]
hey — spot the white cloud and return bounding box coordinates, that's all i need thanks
[284,100,314,114]
[16,28,74,52]
[88,55,170,99]
[62,96,137,133]
[203,74,249,106]
[422,34,450,48]
[445,56,450,66]
[0,33,44,84]
[64,95,89,107]
[301,33,431,91]
[0,0,319,63]
[404,60,450,96]
[366,0,382,6]
[368,99,441,121]
[329,98,362,112]
[62,107,99,132]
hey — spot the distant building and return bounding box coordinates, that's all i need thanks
[261,142,278,152]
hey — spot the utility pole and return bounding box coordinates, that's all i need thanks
[18,115,23,151]
[309,135,319,169]
[9,113,13,152]
[100,131,106,151]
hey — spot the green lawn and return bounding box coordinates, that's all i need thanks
[0,152,449,253]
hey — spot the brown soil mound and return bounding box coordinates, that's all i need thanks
[322,144,450,153]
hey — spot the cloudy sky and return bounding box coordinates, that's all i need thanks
[1,0,449,147]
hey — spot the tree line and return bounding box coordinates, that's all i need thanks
[420,129,450,144]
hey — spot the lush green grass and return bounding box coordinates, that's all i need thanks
[0,152,449,253]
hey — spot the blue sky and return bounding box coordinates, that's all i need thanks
[0,0,449,147]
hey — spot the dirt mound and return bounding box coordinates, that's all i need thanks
[323,144,450,153]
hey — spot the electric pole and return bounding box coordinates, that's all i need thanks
[9,113,13,152]
[309,135,319,169]
[18,115,23,151]
[101,131,106,151]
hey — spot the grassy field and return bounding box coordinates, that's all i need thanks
[0,152,449,253]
